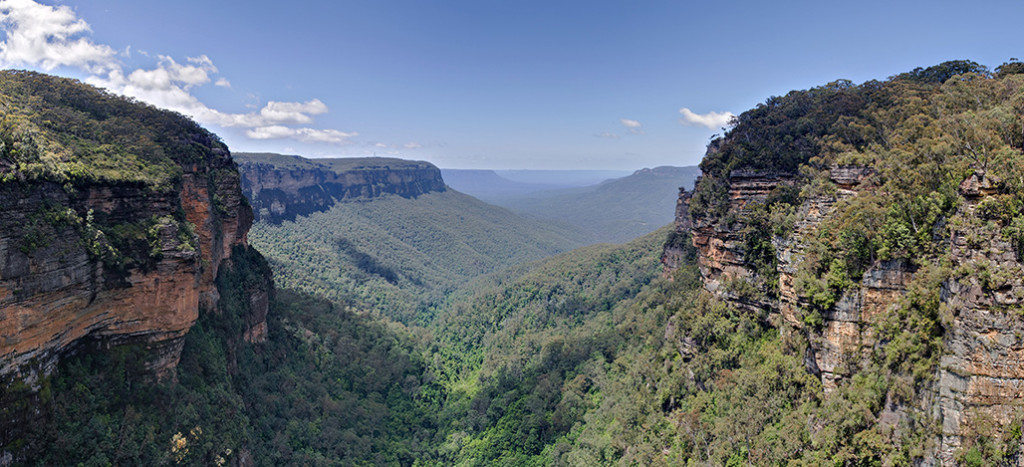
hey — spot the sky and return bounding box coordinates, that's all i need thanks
[0,0,1022,170]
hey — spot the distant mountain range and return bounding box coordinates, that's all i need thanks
[439,169,561,201]
[444,166,700,244]
[440,168,633,202]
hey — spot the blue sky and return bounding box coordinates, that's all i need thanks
[1,0,1022,169]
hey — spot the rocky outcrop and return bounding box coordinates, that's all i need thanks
[235,153,446,223]
[0,148,266,385]
[688,170,794,296]
[934,175,1024,461]
[669,166,1024,463]
[660,188,693,273]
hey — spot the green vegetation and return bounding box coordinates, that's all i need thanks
[0,70,227,189]
[248,189,588,324]
[11,59,1024,464]
[19,247,436,466]
[0,70,214,282]
[691,59,1024,318]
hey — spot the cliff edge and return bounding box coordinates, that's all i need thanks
[234,152,446,223]
[664,61,1024,463]
[0,71,270,389]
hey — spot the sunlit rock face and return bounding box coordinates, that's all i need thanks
[0,148,263,384]
[669,164,1024,462]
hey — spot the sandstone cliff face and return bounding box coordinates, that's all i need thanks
[668,167,1024,463]
[235,154,447,223]
[660,188,692,273]
[688,170,794,298]
[934,174,1024,461]
[0,149,265,384]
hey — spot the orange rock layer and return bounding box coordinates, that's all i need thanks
[0,151,264,384]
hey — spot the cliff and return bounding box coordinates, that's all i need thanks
[234,152,446,223]
[665,61,1024,463]
[0,71,270,389]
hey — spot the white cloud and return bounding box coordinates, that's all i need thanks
[121,55,213,92]
[297,128,356,144]
[619,118,643,135]
[245,125,296,140]
[0,0,358,146]
[596,132,620,139]
[403,142,422,149]
[0,0,116,72]
[258,99,328,125]
[246,125,357,144]
[679,108,734,130]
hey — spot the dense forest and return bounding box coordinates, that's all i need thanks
[5,59,1024,465]
[248,189,587,324]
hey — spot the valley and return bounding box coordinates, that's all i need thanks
[2,59,1024,466]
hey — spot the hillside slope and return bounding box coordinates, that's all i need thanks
[0,71,269,381]
[496,166,700,243]
[239,153,590,322]
[663,59,1024,463]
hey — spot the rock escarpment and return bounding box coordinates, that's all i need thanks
[935,174,1024,460]
[659,61,1024,462]
[0,71,270,388]
[234,152,446,223]
[666,167,1024,462]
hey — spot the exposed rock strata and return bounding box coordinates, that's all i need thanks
[0,150,265,384]
[668,166,1024,463]
[688,170,794,297]
[235,154,446,223]
[934,177,1024,461]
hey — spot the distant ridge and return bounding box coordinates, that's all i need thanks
[234,152,446,223]
[456,165,701,244]
[440,169,563,202]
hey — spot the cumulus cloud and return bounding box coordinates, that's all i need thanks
[246,125,357,144]
[122,55,214,91]
[258,99,328,125]
[0,0,115,72]
[0,0,357,146]
[403,142,422,149]
[679,108,734,130]
[619,118,643,134]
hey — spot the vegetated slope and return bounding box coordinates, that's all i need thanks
[424,226,679,464]
[0,71,266,390]
[409,224,830,465]
[661,59,1024,463]
[411,60,1024,465]
[23,279,439,465]
[248,189,589,323]
[495,166,700,244]
[13,59,1024,465]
